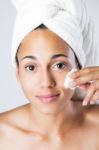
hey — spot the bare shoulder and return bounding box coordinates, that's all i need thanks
[0,104,29,122]
[0,104,29,136]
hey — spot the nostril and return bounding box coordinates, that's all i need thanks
[41,80,56,88]
[40,77,56,88]
[39,70,56,88]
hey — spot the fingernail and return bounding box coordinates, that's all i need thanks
[90,101,95,105]
[82,101,88,106]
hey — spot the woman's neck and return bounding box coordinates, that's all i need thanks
[27,101,84,136]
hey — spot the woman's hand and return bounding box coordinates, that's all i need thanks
[70,67,99,106]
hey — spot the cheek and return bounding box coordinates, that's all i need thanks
[55,70,68,87]
[56,72,74,99]
[18,72,41,97]
[64,88,74,99]
[20,77,36,92]
[19,79,36,101]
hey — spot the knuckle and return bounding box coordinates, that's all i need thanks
[92,90,99,101]
[93,94,99,101]
[90,82,96,90]
[77,77,85,83]
[86,68,91,73]
[95,91,99,97]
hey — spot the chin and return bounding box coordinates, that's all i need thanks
[38,108,59,115]
[36,103,66,115]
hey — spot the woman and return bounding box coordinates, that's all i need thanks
[0,0,99,149]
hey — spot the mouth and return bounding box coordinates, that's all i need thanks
[36,93,60,103]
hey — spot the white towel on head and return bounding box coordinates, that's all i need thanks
[11,0,97,67]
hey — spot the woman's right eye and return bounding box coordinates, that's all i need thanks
[25,65,35,71]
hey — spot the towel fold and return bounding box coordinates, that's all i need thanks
[11,0,97,67]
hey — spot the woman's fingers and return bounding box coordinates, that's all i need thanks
[69,67,99,106]
[71,67,99,78]
[82,81,99,106]
[69,68,99,87]
[71,72,99,86]
[90,89,99,104]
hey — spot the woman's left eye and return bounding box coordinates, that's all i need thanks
[25,65,35,71]
[52,62,67,70]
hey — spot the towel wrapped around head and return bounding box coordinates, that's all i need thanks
[11,0,97,68]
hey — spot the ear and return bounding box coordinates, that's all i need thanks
[16,67,20,82]
[11,0,26,10]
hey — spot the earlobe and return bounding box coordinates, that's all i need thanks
[16,68,20,82]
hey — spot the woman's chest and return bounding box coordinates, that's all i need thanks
[0,132,99,150]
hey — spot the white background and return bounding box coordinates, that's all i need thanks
[0,0,99,113]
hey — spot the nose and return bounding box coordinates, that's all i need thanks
[40,70,56,89]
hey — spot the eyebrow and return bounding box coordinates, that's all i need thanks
[21,54,68,61]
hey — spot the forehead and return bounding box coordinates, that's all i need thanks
[17,29,75,60]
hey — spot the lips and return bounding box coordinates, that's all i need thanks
[36,93,60,103]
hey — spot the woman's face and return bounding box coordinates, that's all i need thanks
[16,29,77,114]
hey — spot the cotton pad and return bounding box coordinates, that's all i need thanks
[64,69,77,90]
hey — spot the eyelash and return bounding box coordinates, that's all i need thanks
[25,65,36,72]
[52,62,68,70]
[25,62,68,72]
